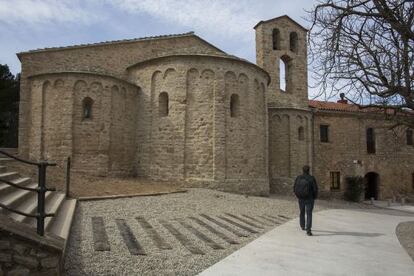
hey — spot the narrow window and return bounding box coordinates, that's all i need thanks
[280,55,292,92]
[407,129,413,145]
[230,94,240,117]
[82,97,93,119]
[320,125,329,143]
[367,128,376,154]
[279,59,286,91]
[272,28,280,50]
[298,126,304,141]
[330,172,340,190]
[159,92,169,117]
[289,32,298,53]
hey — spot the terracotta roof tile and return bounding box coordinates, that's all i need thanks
[309,100,414,116]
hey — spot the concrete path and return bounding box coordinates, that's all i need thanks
[366,200,414,214]
[199,209,414,276]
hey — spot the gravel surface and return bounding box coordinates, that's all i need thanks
[64,188,381,276]
[397,221,414,262]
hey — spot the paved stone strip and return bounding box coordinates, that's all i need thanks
[224,213,264,229]
[278,215,291,220]
[264,214,285,223]
[218,216,259,234]
[178,219,224,250]
[200,214,248,238]
[160,220,204,255]
[241,214,274,226]
[91,217,110,251]
[136,217,172,250]
[115,219,146,256]
[258,215,281,225]
[189,216,239,245]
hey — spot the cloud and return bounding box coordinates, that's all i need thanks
[0,0,102,25]
[107,0,264,40]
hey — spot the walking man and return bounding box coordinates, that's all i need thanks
[294,165,318,236]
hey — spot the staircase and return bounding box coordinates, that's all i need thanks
[0,154,77,248]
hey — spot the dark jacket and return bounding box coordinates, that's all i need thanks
[294,174,318,200]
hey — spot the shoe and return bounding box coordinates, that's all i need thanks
[301,227,305,231]
[307,231,313,236]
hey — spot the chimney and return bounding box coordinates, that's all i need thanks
[337,93,348,104]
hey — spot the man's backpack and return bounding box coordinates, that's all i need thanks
[295,176,311,199]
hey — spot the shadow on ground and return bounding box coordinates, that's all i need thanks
[312,230,384,237]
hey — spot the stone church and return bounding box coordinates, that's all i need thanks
[17,15,414,199]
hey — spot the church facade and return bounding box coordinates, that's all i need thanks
[17,16,414,199]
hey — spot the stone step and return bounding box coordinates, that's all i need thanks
[11,191,53,223]
[44,193,66,232]
[49,198,77,242]
[0,171,20,182]
[0,158,13,164]
[0,183,38,213]
[0,177,33,198]
[0,165,6,173]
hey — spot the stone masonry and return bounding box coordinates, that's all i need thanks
[0,215,63,276]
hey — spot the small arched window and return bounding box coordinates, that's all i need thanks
[159,92,169,117]
[290,32,298,53]
[230,94,240,117]
[272,28,280,50]
[82,97,93,119]
[298,126,305,141]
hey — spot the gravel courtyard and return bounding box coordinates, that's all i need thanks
[63,188,398,276]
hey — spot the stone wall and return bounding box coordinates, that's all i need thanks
[0,215,63,276]
[313,111,414,199]
[128,55,269,195]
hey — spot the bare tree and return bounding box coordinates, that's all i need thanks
[308,0,414,127]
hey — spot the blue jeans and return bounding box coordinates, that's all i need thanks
[298,199,314,231]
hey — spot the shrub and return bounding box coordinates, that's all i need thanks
[344,176,364,202]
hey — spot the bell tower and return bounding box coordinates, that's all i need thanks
[254,15,308,108]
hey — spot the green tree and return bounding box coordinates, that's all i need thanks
[0,64,19,147]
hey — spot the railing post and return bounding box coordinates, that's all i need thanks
[37,161,47,236]
[66,157,71,198]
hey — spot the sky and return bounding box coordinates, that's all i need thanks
[0,0,318,94]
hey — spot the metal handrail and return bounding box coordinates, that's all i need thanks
[0,149,56,166]
[0,149,56,236]
[0,202,54,218]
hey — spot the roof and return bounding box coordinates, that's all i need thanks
[17,32,225,56]
[254,15,308,31]
[309,100,414,116]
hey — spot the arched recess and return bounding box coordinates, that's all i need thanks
[53,79,64,88]
[290,32,298,53]
[272,28,280,50]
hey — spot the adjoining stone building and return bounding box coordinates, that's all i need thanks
[16,15,414,199]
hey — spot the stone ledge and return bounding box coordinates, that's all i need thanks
[0,214,64,253]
